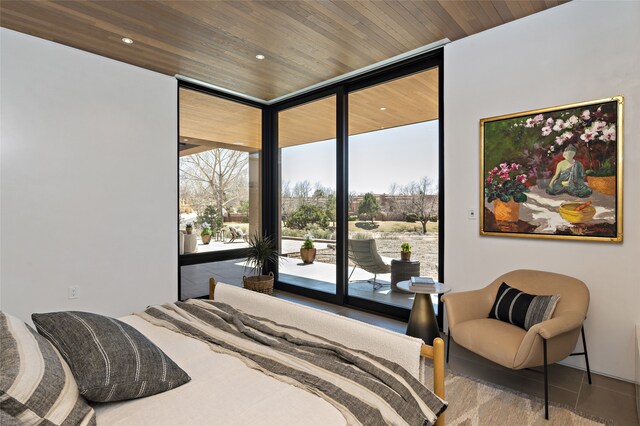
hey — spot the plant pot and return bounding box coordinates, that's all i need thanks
[300,248,316,264]
[201,234,212,245]
[186,227,193,235]
[242,272,274,295]
[587,176,616,196]
[400,251,411,261]
[493,199,520,222]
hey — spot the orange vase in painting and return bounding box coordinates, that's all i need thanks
[493,199,520,222]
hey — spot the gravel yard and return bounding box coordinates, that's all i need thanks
[287,230,439,279]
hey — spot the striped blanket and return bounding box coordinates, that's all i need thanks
[137,300,447,426]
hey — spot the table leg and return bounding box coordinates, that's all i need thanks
[406,293,441,345]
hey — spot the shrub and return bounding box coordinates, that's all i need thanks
[286,204,330,230]
[405,213,418,223]
[197,205,223,232]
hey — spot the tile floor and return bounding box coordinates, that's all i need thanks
[273,290,639,426]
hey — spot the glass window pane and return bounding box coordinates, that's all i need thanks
[179,88,261,299]
[179,88,261,251]
[180,259,248,299]
[347,68,440,309]
[278,95,337,293]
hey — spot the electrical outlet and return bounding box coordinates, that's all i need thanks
[468,208,478,220]
[68,285,80,299]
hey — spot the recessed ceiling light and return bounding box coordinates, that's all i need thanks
[380,107,387,111]
[255,54,265,60]
[183,138,189,142]
[121,37,134,45]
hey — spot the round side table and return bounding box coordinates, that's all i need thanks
[391,259,420,293]
[397,280,450,345]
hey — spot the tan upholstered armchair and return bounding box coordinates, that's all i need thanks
[442,269,591,420]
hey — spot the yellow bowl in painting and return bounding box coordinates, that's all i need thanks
[559,202,596,224]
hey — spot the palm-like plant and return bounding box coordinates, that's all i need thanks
[245,232,279,276]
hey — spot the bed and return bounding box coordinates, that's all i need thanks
[1,281,446,426]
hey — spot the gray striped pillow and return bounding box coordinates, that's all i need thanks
[0,312,96,425]
[32,311,191,403]
[488,282,561,330]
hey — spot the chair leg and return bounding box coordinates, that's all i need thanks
[348,265,356,280]
[372,274,380,290]
[446,328,451,363]
[543,338,549,420]
[581,326,592,385]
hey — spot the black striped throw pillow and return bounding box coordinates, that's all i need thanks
[0,312,96,425]
[32,311,191,403]
[488,282,561,330]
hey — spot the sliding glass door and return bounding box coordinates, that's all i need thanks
[272,58,442,319]
[347,68,440,311]
[277,95,338,295]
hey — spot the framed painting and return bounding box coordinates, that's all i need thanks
[480,96,623,242]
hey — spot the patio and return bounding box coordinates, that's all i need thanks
[180,249,441,311]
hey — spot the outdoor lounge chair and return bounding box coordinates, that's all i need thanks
[347,239,391,290]
[228,226,248,243]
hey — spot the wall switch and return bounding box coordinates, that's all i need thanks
[68,285,80,299]
[468,208,478,220]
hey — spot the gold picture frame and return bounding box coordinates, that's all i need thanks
[480,96,623,242]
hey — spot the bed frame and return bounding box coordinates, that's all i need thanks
[209,278,445,426]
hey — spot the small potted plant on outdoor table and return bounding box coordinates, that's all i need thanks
[200,222,212,245]
[400,243,412,261]
[300,234,316,264]
[185,223,193,235]
[243,233,279,295]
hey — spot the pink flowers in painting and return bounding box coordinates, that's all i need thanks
[485,162,530,203]
[512,103,618,177]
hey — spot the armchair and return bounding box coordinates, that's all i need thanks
[442,269,591,420]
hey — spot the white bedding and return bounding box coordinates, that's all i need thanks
[93,315,346,426]
[93,283,425,425]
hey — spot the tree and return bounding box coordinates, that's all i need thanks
[358,192,380,223]
[324,194,336,224]
[401,177,439,234]
[196,205,223,232]
[180,149,248,217]
[292,180,312,202]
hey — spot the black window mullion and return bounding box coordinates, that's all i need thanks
[336,87,348,305]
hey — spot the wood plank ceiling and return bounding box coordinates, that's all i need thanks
[1,0,567,101]
[179,68,438,154]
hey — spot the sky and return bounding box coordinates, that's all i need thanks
[281,120,439,194]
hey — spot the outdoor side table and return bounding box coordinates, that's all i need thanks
[391,260,421,293]
[397,280,450,345]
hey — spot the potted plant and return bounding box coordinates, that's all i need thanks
[485,162,530,222]
[243,232,279,295]
[300,234,316,264]
[185,223,193,234]
[200,222,212,245]
[400,243,412,261]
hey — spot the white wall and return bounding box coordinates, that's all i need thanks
[444,0,640,381]
[0,29,177,323]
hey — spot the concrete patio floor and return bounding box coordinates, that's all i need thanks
[180,256,438,311]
